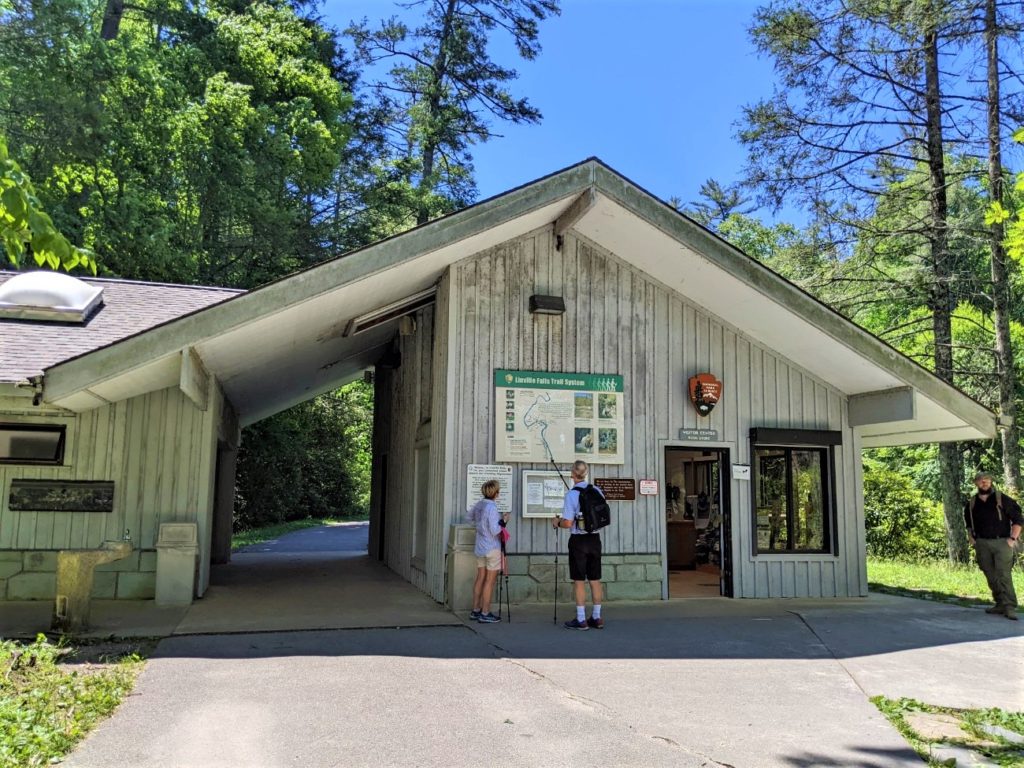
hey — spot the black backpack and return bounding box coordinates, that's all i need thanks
[576,484,611,533]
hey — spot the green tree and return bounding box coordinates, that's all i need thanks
[741,0,975,561]
[348,0,560,225]
[234,382,374,529]
[0,134,95,272]
[0,0,353,288]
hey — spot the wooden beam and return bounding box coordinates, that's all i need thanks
[179,347,210,411]
[849,387,915,427]
[554,187,597,248]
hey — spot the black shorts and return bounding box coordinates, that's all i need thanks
[568,533,602,581]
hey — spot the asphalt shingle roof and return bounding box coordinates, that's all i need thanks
[0,272,243,383]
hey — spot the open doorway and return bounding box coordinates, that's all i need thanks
[664,446,730,598]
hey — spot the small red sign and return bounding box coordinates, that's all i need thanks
[688,373,723,417]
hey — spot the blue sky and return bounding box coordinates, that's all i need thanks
[321,0,775,214]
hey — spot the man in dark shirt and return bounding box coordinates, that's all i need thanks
[963,472,1023,620]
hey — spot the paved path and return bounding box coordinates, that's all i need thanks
[62,604,1024,768]
[234,521,370,554]
[61,525,1024,767]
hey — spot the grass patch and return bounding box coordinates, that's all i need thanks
[867,556,1024,607]
[0,634,147,768]
[231,516,362,551]
[873,696,1024,766]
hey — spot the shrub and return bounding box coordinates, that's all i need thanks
[864,464,947,559]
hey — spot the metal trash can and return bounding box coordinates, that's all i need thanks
[155,523,198,606]
[445,524,477,611]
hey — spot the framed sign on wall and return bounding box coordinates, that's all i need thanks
[521,470,570,519]
[495,369,625,465]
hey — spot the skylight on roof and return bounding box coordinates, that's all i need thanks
[0,271,104,323]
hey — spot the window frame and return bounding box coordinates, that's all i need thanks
[0,423,67,466]
[749,428,840,556]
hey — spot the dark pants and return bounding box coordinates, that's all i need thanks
[567,533,602,581]
[975,538,1018,608]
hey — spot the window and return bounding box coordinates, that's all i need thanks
[0,424,66,465]
[750,428,839,555]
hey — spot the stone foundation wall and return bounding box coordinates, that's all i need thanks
[0,550,157,600]
[502,553,663,602]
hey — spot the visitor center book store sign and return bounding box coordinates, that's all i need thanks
[494,369,625,465]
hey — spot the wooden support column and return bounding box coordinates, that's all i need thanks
[179,347,210,411]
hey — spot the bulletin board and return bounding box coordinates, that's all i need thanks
[521,470,570,519]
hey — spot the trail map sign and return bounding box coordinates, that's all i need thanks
[495,369,625,465]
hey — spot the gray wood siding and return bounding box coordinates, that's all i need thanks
[0,388,219,571]
[442,228,864,598]
[372,304,440,596]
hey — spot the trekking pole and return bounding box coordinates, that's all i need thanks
[502,543,511,623]
[498,536,509,621]
[553,529,559,625]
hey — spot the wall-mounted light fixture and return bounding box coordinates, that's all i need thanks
[529,295,566,316]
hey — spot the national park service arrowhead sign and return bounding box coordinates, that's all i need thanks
[688,373,723,417]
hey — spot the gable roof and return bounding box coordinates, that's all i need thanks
[30,159,995,447]
[0,273,241,384]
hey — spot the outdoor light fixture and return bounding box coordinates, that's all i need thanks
[528,294,565,316]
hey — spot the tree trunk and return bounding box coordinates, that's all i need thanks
[101,0,125,41]
[924,17,969,562]
[985,0,1021,494]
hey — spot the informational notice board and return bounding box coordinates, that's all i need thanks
[521,470,570,519]
[465,464,513,517]
[495,369,625,465]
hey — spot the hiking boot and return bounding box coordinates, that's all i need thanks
[1004,606,1019,621]
[587,616,604,629]
[470,609,482,620]
[477,612,501,623]
[563,618,589,631]
[985,605,1005,614]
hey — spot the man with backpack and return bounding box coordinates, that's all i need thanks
[963,471,1022,621]
[552,460,608,630]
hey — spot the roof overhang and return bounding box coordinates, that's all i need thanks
[39,160,996,445]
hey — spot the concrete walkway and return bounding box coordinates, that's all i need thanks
[64,593,1024,765]
[0,523,456,638]
[7,523,1022,766]
[63,598,1023,767]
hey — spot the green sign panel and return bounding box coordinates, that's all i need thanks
[494,369,623,393]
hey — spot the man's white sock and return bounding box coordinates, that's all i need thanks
[592,604,602,619]
[576,606,586,622]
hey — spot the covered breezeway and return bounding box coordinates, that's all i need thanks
[0,522,458,638]
[176,522,458,634]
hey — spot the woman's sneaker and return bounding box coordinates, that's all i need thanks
[470,610,482,620]
[478,612,501,623]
